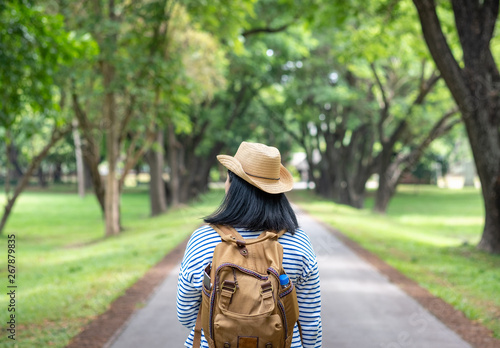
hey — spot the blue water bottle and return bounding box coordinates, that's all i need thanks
[279,274,290,288]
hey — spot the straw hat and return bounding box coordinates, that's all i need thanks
[217,142,294,194]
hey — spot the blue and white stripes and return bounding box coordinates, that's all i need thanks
[176,225,322,348]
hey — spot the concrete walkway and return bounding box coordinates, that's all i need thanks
[106,208,471,348]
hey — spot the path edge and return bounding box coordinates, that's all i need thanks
[295,204,500,348]
[65,237,189,348]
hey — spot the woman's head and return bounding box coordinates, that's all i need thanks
[205,141,298,233]
[204,170,299,233]
[216,142,294,194]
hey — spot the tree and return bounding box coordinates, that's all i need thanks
[0,1,83,234]
[264,44,379,207]
[145,132,167,216]
[369,59,460,213]
[68,0,191,232]
[161,5,228,207]
[161,0,315,206]
[413,0,500,253]
[264,1,460,212]
[62,0,255,225]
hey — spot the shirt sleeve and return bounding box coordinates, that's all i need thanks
[176,269,202,329]
[295,253,322,347]
[176,232,204,329]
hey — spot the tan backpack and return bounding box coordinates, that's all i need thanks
[193,224,301,348]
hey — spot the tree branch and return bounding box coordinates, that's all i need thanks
[388,119,408,150]
[370,62,391,140]
[7,125,70,205]
[257,97,302,145]
[400,107,460,168]
[118,126,157,192]
[71,90,100,158]
[370,62,389,110]
[480,0,499,50]
[242,20,295,38]
[118,94,136,147]
[413,0,470,109]
[413,69,441,105]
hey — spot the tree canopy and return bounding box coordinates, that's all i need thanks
[1,0,498,253]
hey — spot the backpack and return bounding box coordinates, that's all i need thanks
[192,224,301,348]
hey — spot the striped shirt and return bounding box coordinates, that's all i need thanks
[176,225,322,348]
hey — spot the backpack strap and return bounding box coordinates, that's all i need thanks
[275,229,287,238]
[193,305,202,348]
[211,224,287,245]
[255,229,286,242]
[211,224,245,241]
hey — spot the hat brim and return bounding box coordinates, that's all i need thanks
[217,154,294,194]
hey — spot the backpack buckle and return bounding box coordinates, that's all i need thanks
[220,280,236,309]
[221,280,236,294]
[236,240,249,257]
[260,281,273,295]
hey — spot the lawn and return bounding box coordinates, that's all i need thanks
[0,188,223,348]
[288,185,500,338]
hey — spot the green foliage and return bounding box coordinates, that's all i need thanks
[164,4,229,132]
[0,0,82,128]
[0,1,97,185]
[184,0,255,51]
[191,5,316,157]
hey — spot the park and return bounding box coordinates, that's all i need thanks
[1,0,500,347]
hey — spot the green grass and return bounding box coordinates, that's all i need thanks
[289,185,500,338]
[2,184,499,346]
[0,188,223,348]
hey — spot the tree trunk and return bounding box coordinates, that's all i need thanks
[413,0,500,253]
[37,166,47,187]
[146,130,167,216]
[72,92,105,214]
[375,111,459,213]
[82,149,105,214]
[374,161,400,214]
[316,162,336,200]
[0,127,69,234]
[6,142,24,180]
[350,165,373,209]
[5,132,12,199]
[53,162,63,183]
[374,148,394,213]
[352,122,378,209]
[374,181,394,213]
[468,113,500,252]
[167,122,180,207]
[103,62,120,236]
[478,179,500,252]
[73,120,85,198]
[83,161,93,190]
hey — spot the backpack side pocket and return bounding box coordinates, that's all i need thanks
[201,283,213,346]
[279,282,299,344]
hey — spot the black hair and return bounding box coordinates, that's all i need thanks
[204,171,299,234]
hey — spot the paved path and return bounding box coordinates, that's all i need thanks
[107,208,471,348]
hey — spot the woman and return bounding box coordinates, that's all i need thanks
[176,141,322,348]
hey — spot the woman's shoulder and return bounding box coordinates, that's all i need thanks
[280,228,311,243]
[191,224,218,238]
[185,225,220,250]
[279,228,316,257]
